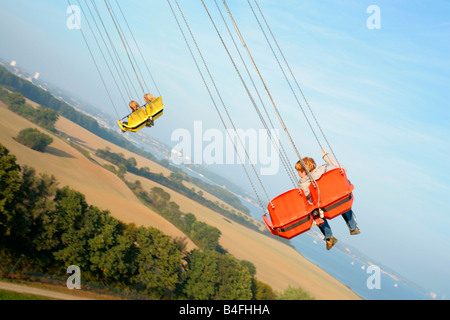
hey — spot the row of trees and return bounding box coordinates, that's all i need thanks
[129,181,224,253]
[95,148,261,232]
[0,88,59,132]
[0,144,285,300]
[0,87,57,152]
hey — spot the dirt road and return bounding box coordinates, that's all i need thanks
[0,281,93,300]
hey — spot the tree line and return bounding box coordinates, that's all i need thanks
[128,181,224,253]
[95,148,260,232]
[0,144,295,300]
[0,88,58,132]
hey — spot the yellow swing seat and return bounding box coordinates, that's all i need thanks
[118,97,165,133]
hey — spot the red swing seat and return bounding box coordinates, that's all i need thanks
[264,189,316,240]
[263,168,355,239]
[309,168,354,220]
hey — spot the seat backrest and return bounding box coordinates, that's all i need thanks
[309,168,354,207]
[148,97,165,119]
[125,97,164,130]
[127,107,149,127]
[267,188,316,229]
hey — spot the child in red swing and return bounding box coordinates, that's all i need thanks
[295,150,360,250]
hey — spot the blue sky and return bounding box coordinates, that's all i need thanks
[0,0,449,298]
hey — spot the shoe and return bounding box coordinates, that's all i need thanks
[350,227,360,235]
[326,237,338,250]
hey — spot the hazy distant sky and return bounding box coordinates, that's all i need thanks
[0,0,449,298]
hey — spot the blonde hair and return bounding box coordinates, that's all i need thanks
[129,100,140,112]
[144,93,156,103]
[295,157,316,174]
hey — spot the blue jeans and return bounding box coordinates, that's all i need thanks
[318,210,358,239]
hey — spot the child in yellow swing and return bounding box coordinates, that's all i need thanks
[118,93,165,133]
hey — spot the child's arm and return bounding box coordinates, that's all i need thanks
[298,179,312,203]
[322,150,340,167]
